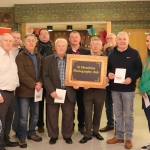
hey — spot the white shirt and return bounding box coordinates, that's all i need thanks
[0,47,19,91]
[11,46,20,59]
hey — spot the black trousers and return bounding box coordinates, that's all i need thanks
[74,88,85,128]
[142,96,150,132]
[0,91,14,150]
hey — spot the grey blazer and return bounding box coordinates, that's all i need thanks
[42,54,76,104]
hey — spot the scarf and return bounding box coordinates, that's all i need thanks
[38,40,54,57]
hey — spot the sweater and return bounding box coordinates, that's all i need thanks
[108,45,142,92]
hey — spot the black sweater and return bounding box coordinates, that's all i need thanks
[108,45,142,92]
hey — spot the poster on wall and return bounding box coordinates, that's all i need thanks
[0,27,11,35]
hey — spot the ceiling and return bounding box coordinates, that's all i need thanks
[1,0,146,7]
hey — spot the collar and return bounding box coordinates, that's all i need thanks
[117,47,128,52]
[91,52,102,56]
[26,49,37,55]
[0,47,11,56]
[55,53,66,59]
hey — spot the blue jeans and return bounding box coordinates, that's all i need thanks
[105,89,114,127]
[12,96,19,133]
[18,97,39,140]
[111,91,135,140]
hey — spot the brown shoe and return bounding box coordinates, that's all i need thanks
[125,140,133,149]
[19,140,27,148]
[27,134,42,142]
[37,126,45,133]
[107,137,124,144]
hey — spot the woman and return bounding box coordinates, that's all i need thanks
[138,34,150,150]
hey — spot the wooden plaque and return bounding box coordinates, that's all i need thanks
[65,54,108,89]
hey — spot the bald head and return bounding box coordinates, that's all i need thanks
[0,33,14,52]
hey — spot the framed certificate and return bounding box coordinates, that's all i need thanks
[65,54,108,89]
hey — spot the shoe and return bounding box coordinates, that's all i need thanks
[49,138,58,144]
[107,137,124,144]
[79,136,92,144]
[125,140,133,149]
[63,138,73,144]
[92,133,104,140]
[141,144,150,150]
[19,140,27,148]
[37,126,45,133]
[100,126,114,132]
[27,134,42,142]
[5,141,19,147]
[78,127,85,135]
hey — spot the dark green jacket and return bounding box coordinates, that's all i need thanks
[138,57,150,95]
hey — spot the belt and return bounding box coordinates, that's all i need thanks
[0,90,14,93]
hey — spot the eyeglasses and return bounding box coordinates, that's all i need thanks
[91,43,101,46]
[106,37,114,40]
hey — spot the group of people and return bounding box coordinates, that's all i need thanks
[0,29,150,150]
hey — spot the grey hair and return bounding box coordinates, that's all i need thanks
[23,33,37,42]
[1,33,14,41]
[106,33,116,39]
[117,31,129,40]
[90,37,102,45]
[55,38,68,46]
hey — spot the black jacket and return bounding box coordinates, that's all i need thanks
[108,45,142,92]
[66,47,90,55]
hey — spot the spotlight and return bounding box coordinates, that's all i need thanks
[47,26,53,31]
[87,25,93,30]
[67,25,72,31]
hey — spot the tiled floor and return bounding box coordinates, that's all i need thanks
[7,93,149,150]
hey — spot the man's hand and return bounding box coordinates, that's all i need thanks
[73,85,79,90]
[83,85,90,90]
[50,91,58,99]
[0,94,4,103]
[106,77,110,83]
[123,77,132,85]
[108,73,115,80]
[35,82,42,92]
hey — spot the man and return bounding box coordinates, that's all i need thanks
[0,33,19,150]
[11,31,23,137]
[79,37,106,144]
[107,31,142,149]
[16,34,43,148]
[100,33,116,132]
[66,31,90,134]
[37,28,54,133]
[43,38,76,144]
[11,31,23,58]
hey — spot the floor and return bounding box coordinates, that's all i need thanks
[7,93,149,150]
